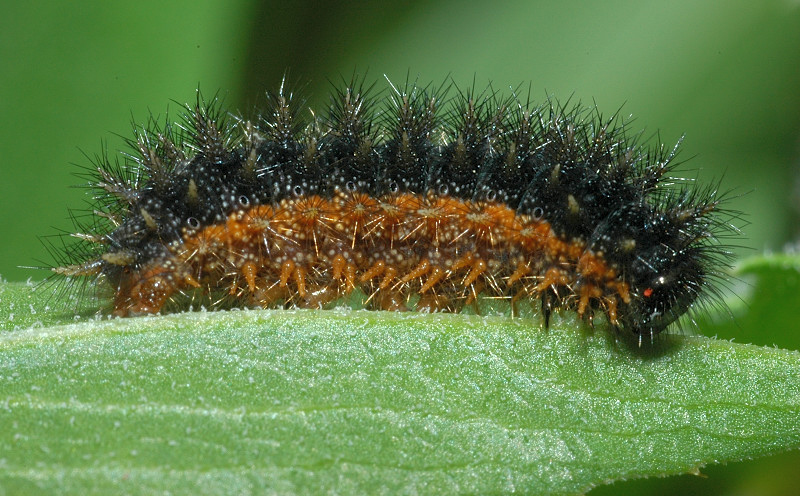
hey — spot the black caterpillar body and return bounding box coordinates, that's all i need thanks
[49,76,735,336]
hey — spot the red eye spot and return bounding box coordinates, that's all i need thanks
[643,288,654,298]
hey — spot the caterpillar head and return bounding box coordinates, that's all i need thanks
[619,243,707,336]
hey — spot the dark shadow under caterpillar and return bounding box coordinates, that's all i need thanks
[45,75,738,337]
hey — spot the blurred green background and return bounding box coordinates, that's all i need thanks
[1,0,798,494]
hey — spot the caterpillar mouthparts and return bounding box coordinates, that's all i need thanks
[46,75,736,336]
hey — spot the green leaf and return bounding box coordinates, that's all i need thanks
[1,266,799,495]
[697,253,800,350]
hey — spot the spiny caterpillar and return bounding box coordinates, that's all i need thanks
[47,76,735,336]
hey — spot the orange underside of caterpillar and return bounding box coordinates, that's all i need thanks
[114,190,631,323]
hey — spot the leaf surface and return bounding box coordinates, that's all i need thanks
[1,277,799,495]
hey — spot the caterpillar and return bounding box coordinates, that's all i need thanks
[46,76,735,336]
